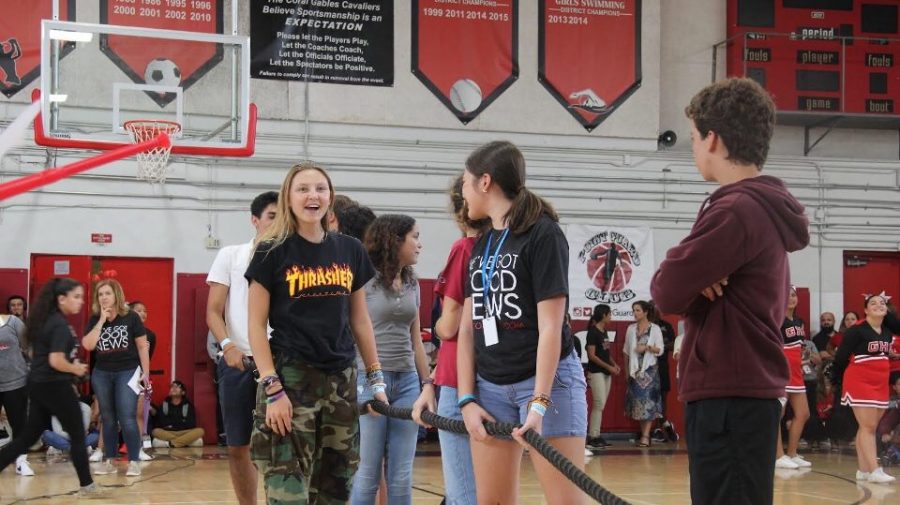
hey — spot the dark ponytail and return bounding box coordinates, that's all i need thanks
[24,277,81,350]
[465,141,558,235]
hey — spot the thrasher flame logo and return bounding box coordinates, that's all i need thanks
[285,263,354,298]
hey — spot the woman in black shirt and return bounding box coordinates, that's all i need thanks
[585,304,619,449]
[82,279,150,477]
[0,278,104,496]
[834,293,895,483]
[245,162,387,504]
[456,141,587,505]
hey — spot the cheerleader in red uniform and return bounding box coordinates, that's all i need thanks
[775,286,812,469]
[834,292,895,484]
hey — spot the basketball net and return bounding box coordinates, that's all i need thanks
[123,120,181,184]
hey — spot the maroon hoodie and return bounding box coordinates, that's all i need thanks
[651,175,809,402]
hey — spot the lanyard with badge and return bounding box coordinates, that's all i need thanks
[481,228,509,347]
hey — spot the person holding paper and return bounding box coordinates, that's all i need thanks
[82,279,150,477]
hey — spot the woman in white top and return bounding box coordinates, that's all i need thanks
[623,300,664,447]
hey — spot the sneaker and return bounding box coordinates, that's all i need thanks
[46,446,63,457]
[868,467,896,484]
[584,448,594,457]
[126,461,142,477]
[585,437,602,450]
[93,459,116,475]
[79,482,110,498]
[775,455,799,469]
[152,438,170,449]
[856,470,871,481]
[651,428,667,443]
[189,437,204,447]
[88,448,103,463]
[790,455,812,468]
[15,458,35,476]
[142,437,152,449]
[139,449,153,461]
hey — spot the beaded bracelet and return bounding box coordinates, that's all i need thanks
[259,374,280,387]
[366,362,382,374]
[366,368,385,387]
[532,393,552,407]
[266,390,286,404]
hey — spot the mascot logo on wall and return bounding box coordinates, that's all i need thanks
[578,231,641,304]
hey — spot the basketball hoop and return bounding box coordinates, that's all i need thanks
[123,120,181,183]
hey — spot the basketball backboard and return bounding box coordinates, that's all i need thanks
[35,20,254,156]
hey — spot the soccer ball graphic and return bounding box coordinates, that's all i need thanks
[144,58,182,88]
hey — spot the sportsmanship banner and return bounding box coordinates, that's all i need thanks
[251,0,393,86]
[567,225,655,321]
[1,0,76,98]
[412,0,518,124]
[100,0,224,107]
[538,0,641,131]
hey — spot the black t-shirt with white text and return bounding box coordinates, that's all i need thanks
[466,215,573,384]
[781,316,806,348]
[86,311,146,372]
[30,312,78,383]
[585,326,611,375]
[245,232,375,372]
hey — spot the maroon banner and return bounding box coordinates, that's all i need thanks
[539,0,641,131]
[0,1,76,98]
[412,0,518,124]
[100,0,224,107]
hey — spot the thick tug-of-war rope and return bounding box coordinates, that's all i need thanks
[363,400,631,505]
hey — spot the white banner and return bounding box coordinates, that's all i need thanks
[566,224,655,321]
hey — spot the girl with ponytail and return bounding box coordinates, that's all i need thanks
[455,141,587,505]
[0,278,105,496]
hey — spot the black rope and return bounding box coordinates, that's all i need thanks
[364,400,630,505]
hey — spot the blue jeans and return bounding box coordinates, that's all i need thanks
[351,370,420,505]
[42,430,100,451]
[476,351,587,438]
[437,386,477,505]
[91,367,141,461]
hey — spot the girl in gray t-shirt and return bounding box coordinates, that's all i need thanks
[0,313,34,475]
[351,214,430,505]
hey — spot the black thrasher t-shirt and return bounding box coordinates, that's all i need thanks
[30,312,79,383]
[466,214,573,385]
[86,311,146,372]
[245,232,375,372]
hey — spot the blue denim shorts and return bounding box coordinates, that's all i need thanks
[476,351,587,439]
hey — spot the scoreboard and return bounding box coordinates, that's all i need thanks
[727,0,900,115]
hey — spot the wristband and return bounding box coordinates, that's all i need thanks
[366,369,385,387]
[421,377,435,387]
[457,393,477,409]
[530,402,547,417]
[220,337,233,350]
[266,390,286,404]
[259,374,280,387]
[371,382,387,395]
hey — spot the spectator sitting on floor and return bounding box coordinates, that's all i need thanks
[150,380,204,448]
[42,388,100,455]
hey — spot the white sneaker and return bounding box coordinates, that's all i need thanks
[15,458,35,476]
[93,459,116,475]
[138,449,153,461]
[775,455,799,469]
[584,448,594,457]
[79,482,110,498]
[868,467,896,484]
[126,461,142,477]
[789,455,812,468]
[189,438,204,447]
[88,448,103,463]
[856,470,871,480]
[46,446,63,457]
[142,437,152,449]
[152,438,170,449]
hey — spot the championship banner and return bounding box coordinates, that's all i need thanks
[1,0,76,98]
[251,0,393,87]
[567,225,655,321]
[412,0,518,124]
[538,0,641,131]
[100,0,224,107]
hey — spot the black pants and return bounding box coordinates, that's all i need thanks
[686,397,781,505]
[0,385,28,437]
[0,380,93,487]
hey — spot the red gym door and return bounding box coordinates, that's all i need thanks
[30,254,174,404]
[843,251,900,317]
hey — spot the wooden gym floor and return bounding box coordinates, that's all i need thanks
[0,441,896,504]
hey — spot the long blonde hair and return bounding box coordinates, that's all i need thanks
[256,161,335,251]
[92,279,130,317]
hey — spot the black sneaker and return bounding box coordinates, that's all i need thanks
[587,437,608,449]
[597,436,612,448]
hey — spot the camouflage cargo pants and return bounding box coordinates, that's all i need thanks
[251,358,359,505]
